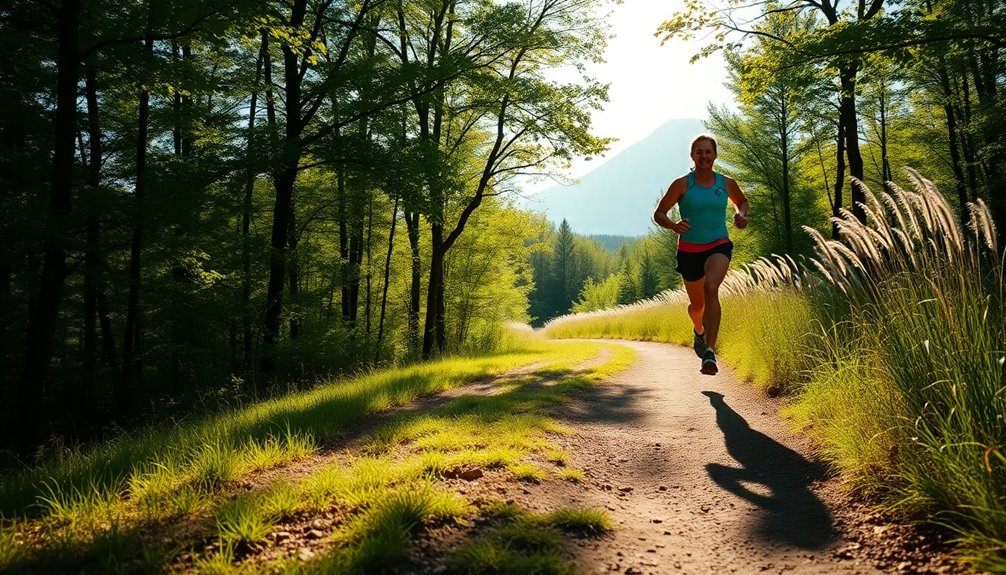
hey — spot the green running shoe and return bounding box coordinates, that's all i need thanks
[700,348,718,375]
[692,329,706,358]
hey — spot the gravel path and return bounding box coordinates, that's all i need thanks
[437,339,968,575]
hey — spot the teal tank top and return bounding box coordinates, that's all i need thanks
[678,171,729,245]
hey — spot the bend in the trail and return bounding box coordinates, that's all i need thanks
[407,339,967,575]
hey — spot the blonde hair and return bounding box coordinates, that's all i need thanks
[691,133,718,154]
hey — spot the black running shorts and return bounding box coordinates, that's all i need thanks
[675,241,733,282]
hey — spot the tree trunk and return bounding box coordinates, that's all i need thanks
[338,165,353,326]
[779,96,793,255]
[365,192,373,335]
[936,58,970,230]
[120,33,156,412]
[877,84,892,183]
[832,119,846,240]
[261,0,307,374]
[16,0,81,454]
[242,34,266,370]
[405,211,421,355]
[839,63,865,223]
[262,166,297,373]
[422,222,445,359]
[83,66,101,390]
[375,196,398,363]
[81,64,118,428]
[288,195,300,340]
[960,79,979,202]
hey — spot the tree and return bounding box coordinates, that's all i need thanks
[705,9,828,255]
[659,0,890,226]
[402,0,613,358]
[14,0,82,453]
[571,274,621,313]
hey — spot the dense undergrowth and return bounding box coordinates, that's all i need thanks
[545,171,1006,572]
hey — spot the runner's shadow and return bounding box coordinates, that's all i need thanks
[702,391,837,549]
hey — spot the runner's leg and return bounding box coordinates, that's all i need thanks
[683,278,705,335]
[701,254,730,351]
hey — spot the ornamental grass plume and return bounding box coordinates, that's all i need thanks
[800,169,1006,569]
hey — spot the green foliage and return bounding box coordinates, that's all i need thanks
[1,0,619,461]
[445,199,542,353]
[528,219,629,324]
[571,274,622,313]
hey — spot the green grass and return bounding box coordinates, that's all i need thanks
[450,503,613,574]
[0,525,23,572]
[556,468,586,483]
[0,334,632,574]
[544,274,813,394]
[214,495,278,552]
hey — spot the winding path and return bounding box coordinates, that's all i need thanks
[495,339,961,575]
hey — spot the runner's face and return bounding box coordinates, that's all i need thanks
[690,140,716,170]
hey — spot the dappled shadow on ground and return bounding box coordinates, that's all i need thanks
[702,391,837,550]
[550,377,649,427]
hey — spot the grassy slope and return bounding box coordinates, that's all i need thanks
[0,336,635,574]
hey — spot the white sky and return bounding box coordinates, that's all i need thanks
[522,0,735,193]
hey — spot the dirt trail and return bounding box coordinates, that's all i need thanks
[412,339,968,575]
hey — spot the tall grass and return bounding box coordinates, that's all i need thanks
[544,170,1006,569]
[544,253,815,393]
[792,172,1005,569]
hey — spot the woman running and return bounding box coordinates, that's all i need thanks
[653,133,749,375]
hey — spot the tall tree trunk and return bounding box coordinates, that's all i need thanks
[261,0,307,374]
[288,195,300,339]
[16,0,81,454]
[877,83,892,183]
[832,119,846,240]
[422,223,444,359]
[435,260,447,351]
[83,67,101,391]
[375,196,398,362]
[936,58,970,230]
[349,215,363,326]
[242,35,266,371]
[405,211,421,354]
[338,164,353,326]
[839,63,865,223]
[82,64,118,427]
[338,173,366,330]
[365,193,373,335]
[120,33,156,412]
[172,41,183,156]
[779,96,793,255]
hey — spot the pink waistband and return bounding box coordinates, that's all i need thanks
[677,237,731,253]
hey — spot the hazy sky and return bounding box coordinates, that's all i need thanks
[522,0,734,193]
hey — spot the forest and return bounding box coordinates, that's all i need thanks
[1,0,1004,462]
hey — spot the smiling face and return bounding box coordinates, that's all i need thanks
[690,137,717,170]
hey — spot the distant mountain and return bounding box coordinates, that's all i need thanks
[520,118,706,236]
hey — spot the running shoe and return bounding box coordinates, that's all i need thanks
[700,348,718,375]
[692,329,706,358]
